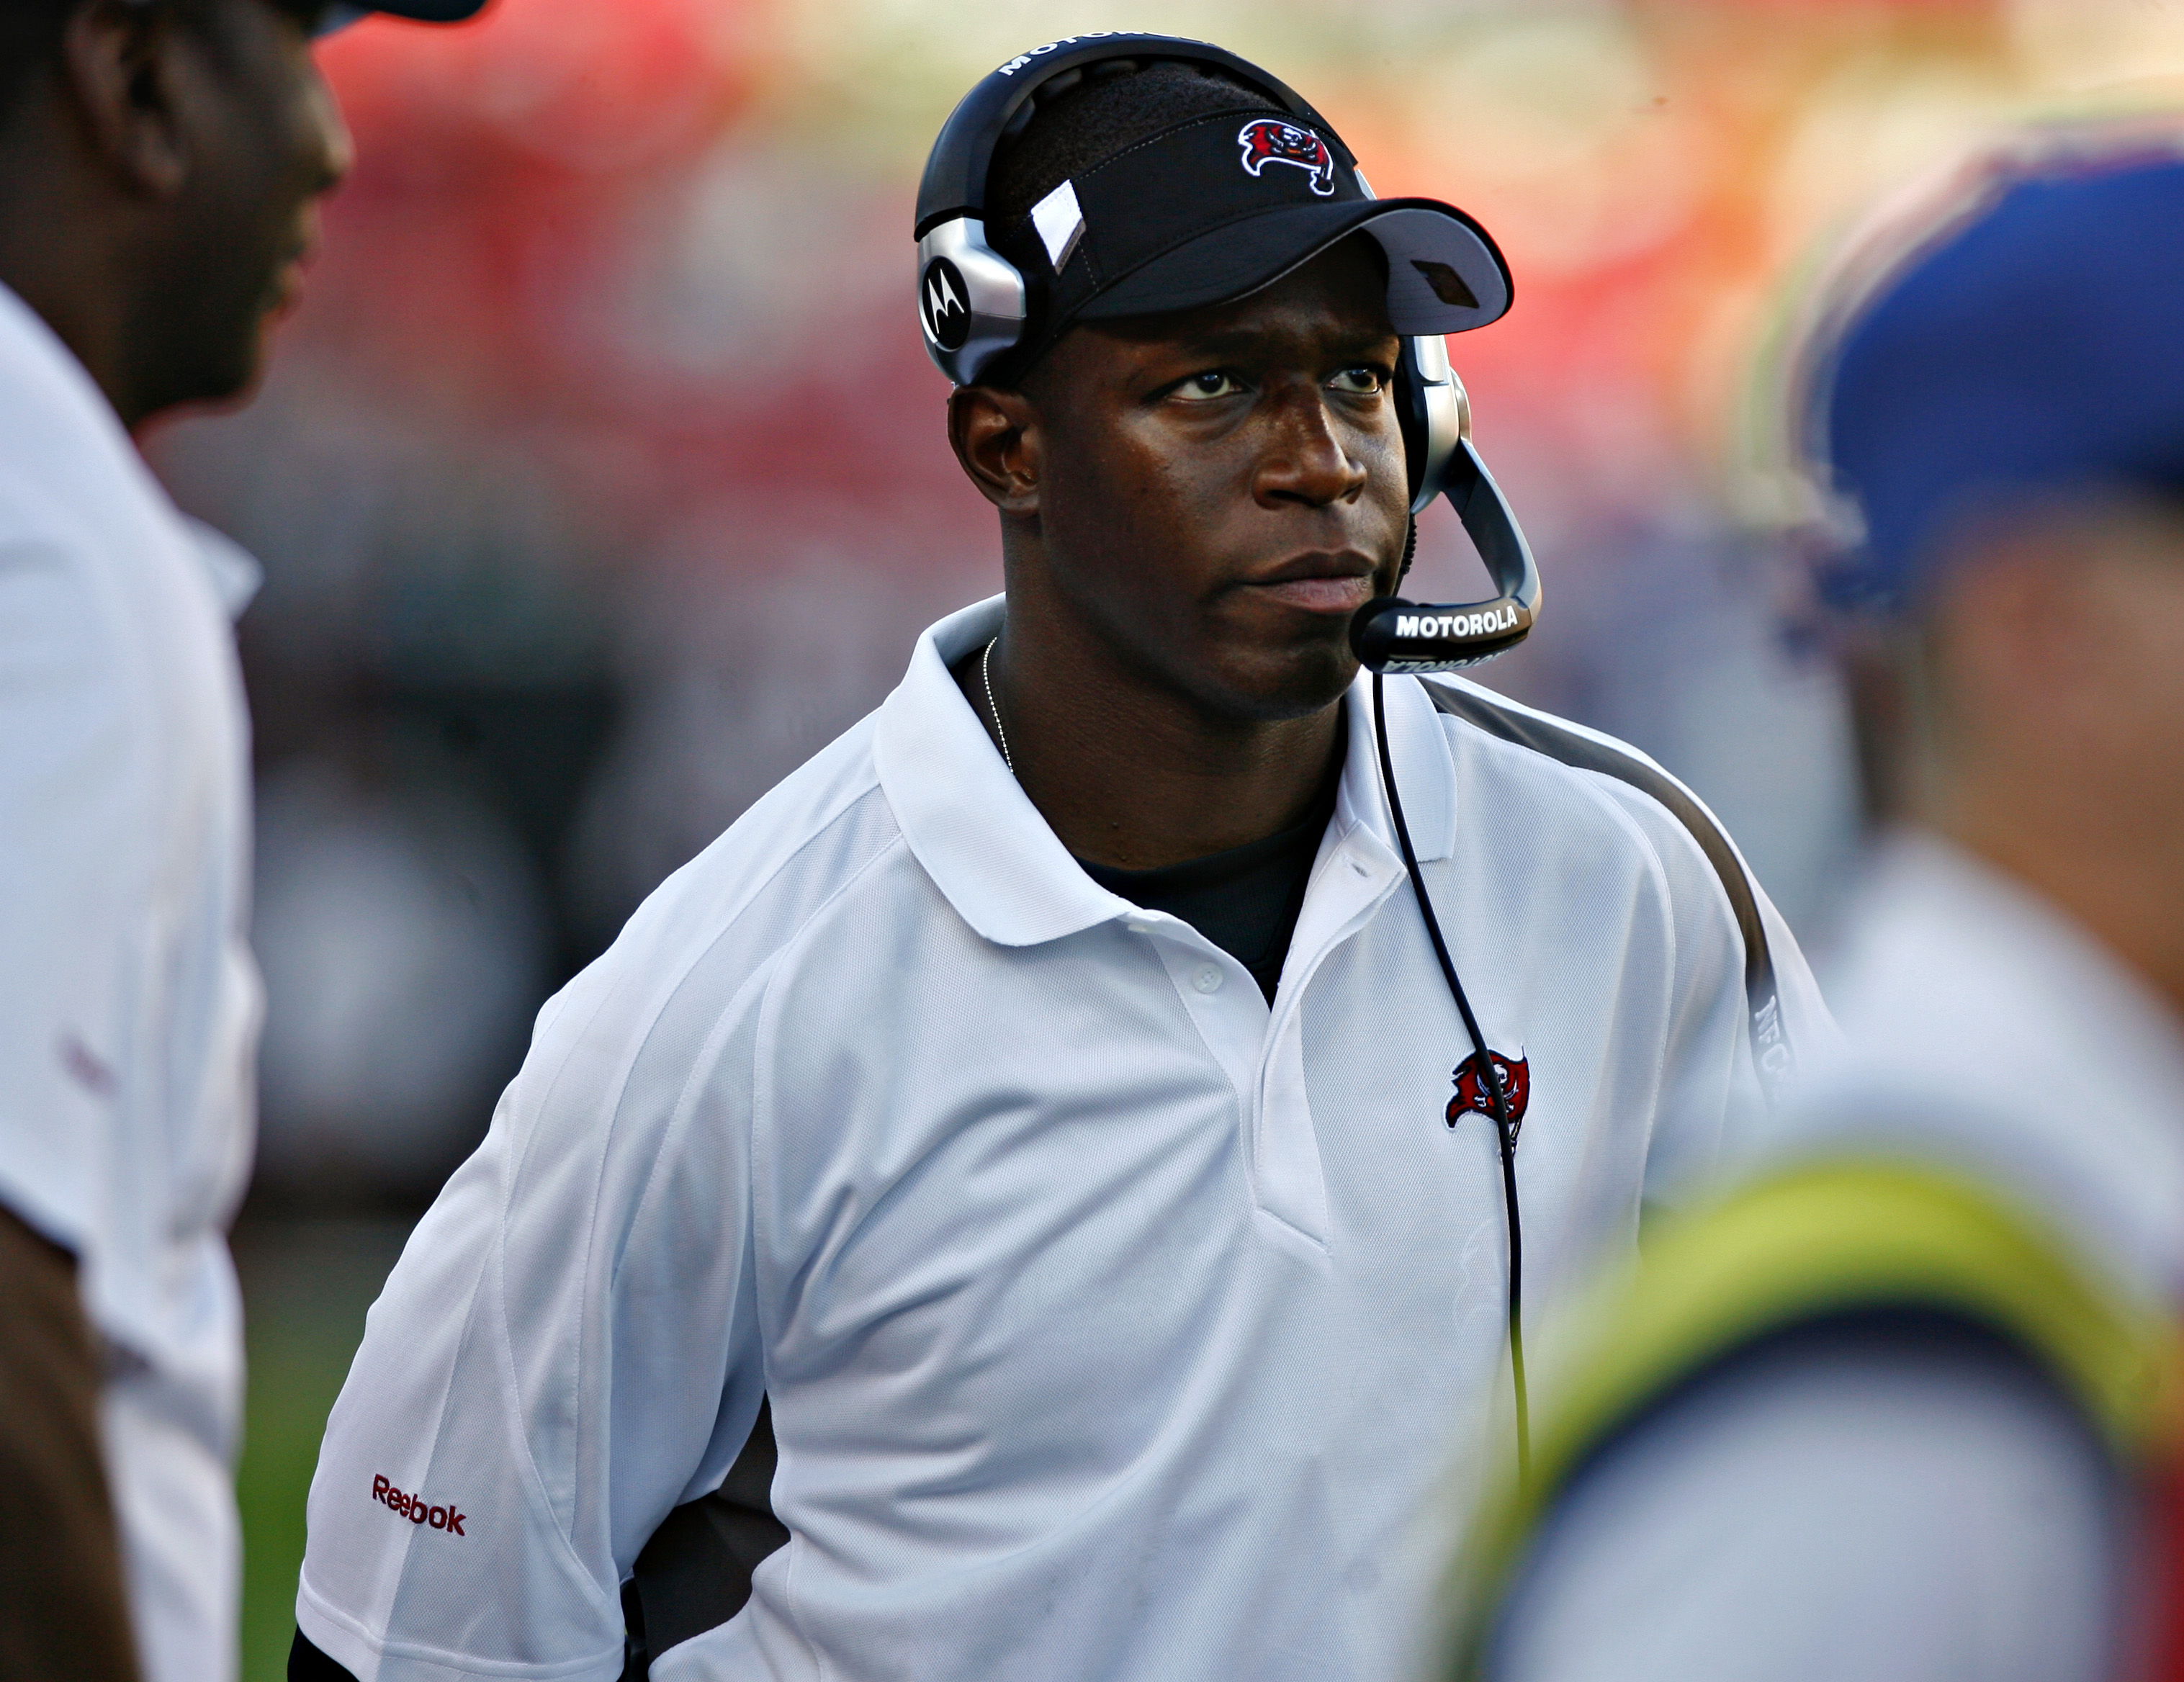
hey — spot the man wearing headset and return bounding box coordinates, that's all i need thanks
[0,2,481,1679]
[1442,139,2184,1682]
[291,37,1828,1682]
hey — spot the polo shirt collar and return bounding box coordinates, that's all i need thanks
[1335,662,1457,870]
[0,283,262,620]
[873,595,1460,948]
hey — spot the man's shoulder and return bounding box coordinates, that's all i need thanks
[541,716,908,1063]
[655,715,901,927]
[1421,675,1736,873]
[1419,675,1791,1046]
[0,459,130,588]
[0,316,170,565]
[0,421,222,649]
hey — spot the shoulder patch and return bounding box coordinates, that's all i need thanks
[1422,680,1794,1099]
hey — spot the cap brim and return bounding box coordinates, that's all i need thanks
[1074,197,1512,336]
[357,0,490,20]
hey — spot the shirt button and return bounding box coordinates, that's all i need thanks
[1192,965,1224,994]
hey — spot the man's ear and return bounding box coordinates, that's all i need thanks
[63,0,194,200]
[948,384,1042,516]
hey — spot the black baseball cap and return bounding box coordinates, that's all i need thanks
[988,105,1511,374]
[125,0,488,17]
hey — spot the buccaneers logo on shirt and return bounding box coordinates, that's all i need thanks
[1236,117,1337,196]
[1447,1049,1530,1141]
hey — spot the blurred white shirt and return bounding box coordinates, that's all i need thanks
[1493,832,2184,1682]
[0,282,262,1682]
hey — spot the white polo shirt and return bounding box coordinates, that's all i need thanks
[297,595,1828,1682]
[0,284,262,1682]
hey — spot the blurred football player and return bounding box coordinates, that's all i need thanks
[1442,133,2184,1682]
[0,3,478,1678]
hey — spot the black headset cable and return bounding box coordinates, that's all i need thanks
[1371,670,1532,1483]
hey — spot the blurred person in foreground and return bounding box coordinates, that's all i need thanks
[0,1,478,1678]
[290,36,1828,1682]
[1438,138,2184,1682]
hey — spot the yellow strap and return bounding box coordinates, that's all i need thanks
[1439,1160,2179,1680]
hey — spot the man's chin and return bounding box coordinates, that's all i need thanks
[180,310,283,419]
[1199,634,1361,722]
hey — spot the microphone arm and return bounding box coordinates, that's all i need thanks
[1350,436,1542,673]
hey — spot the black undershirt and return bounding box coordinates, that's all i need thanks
[1077,724,1345,1003]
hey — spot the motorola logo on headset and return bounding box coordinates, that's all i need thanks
[920,257,972,351]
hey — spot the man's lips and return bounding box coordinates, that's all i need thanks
[267,218,322,323]
[1241,554,1380,616]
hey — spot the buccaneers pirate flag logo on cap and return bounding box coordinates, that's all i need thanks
[1236,117,1337,196]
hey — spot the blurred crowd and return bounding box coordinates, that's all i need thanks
[127,0,2114,1207]
[147,0,2184,1210]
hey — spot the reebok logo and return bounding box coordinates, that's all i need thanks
[372,1475,467,1537]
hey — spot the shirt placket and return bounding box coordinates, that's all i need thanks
[1130,821,1404,1252]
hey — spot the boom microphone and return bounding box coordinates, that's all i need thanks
[1352,341,1542,673]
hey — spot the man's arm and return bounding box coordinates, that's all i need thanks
[295,943,771,1681]
[0,532,153,1681]
[0,1205,140,1682]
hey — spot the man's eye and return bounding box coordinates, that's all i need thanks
[1172,372,1244,401]
[1329,367,1386,395]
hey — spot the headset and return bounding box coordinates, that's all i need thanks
[919,33,1543,1475]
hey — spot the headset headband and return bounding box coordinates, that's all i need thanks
[914,33,1349,241]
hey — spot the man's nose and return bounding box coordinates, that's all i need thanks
[1253,387,1368,509]
[307,65,355,194]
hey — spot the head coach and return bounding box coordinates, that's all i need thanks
[290,35,1831,1682]
[0,1,480,1680]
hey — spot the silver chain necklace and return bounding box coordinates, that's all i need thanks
[981,635,1015,774]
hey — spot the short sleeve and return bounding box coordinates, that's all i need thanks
[295,954,773,1682]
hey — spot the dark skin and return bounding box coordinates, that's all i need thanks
[0,4,346,1675]
[0,1207,141,1682]
[949,236,1409,869]
[0,0,351,428]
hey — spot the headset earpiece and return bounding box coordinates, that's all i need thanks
[1363,333,1543,670]
[1396,333,1465,514]
[917,220,1028,387]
